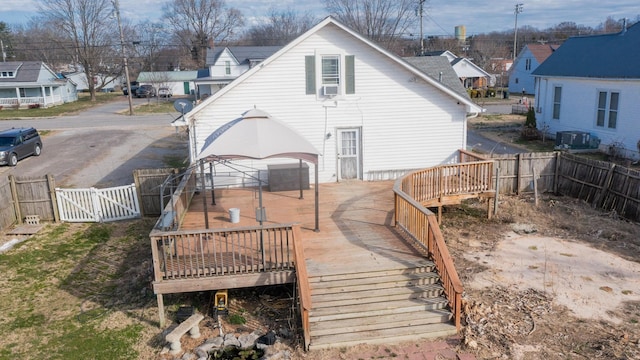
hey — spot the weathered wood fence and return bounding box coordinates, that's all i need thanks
[0,169,179,231]
[491,152,640,222]
[0,175,59,228]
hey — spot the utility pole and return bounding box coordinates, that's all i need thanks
[1,40,6,62]
[419,0,426,55]
[513,3,524,60]
[112,0,134,115]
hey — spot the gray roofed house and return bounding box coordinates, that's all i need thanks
[0,61,77,109]
[196,46,283,100]
[532,22,640,160]
[422,50,492,89]
[403,56,469,99]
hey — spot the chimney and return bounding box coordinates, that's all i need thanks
[208,38,215,49]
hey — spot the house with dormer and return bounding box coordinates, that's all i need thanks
[0,61,77,109]
[533,22,640,160]
[194,46,282,99]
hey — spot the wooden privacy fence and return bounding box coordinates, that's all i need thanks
[133,168,181,217]
[490,152,640,222]
[556,153,640,221]
[0,175,59,227]
[56,184,140,222]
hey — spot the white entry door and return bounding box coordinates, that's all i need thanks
[337,128,361,180]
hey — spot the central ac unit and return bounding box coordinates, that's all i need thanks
[322,85,339,96]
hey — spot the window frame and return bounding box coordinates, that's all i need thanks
[595,90,620,130]
[552,86,562,120]
[306,51,355,97]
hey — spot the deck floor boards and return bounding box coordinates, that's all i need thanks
[180,181,428,278]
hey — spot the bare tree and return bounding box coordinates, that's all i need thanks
[37,0,119,101]
[162,0,244,68]
[324,0,418,50]
[243,8,318,46]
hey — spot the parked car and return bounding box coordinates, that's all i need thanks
[136,85,156,98]
[158,87,173,98]
[122,81,140,96]
[0,127,43,166]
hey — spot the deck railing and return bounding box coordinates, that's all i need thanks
[401,160,494,205]
[393,154,495,331]
[150,223,308,330]
[150,224,299,280]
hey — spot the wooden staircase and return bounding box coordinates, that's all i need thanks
[307,259,457,350]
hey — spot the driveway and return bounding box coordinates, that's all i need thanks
[0,97,189,188]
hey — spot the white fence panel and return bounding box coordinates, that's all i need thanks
[56,184,140,223]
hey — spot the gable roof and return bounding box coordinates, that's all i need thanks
[403,56,468,98]
[188,16,482,120]
[205,46,283,67]
[533,22,640,79]
[525,44,560,63]
[0,61,57,83]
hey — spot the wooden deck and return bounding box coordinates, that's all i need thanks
[180,181,428,278]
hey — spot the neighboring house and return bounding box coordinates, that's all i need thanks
[194,46,282,99]
[533,23,640,160]
[182,16,482,184]
[64,71,121,92]
[136,71,199,96]
[0,61,78,109]
[423,50,492,89]
[488,58,513,90]
[509,44,559,95]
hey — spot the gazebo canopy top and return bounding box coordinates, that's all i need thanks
[197,108,319,164]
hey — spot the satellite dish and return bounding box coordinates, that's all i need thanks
[173,99,194,114]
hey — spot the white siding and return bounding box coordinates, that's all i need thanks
[508,47,537,94]
[210,49,250,78]
[535,76,640,159]
[192,23,470,183]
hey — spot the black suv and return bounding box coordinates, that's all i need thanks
[0,127,43,166]
[136,85,156,98]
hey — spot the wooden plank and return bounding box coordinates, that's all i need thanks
[152,271,295,294]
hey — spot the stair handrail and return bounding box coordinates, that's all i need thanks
[292,225,312,350]
[393,158,489,331]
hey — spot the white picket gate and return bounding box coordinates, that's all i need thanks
[56,184,141,222]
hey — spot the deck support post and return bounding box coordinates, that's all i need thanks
[200,160,209,229]
[314,163,319,232]
[299,159,304,200]
[157,293,165,327]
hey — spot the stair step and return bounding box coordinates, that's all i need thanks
[312,284,444,308]
[308,322,458,350]
[310,272,440,295]
[308,262,435,283]
[310,309,452,336]
[309,297,449,322]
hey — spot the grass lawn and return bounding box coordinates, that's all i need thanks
[0,221,163,360]
[0,92,182,120]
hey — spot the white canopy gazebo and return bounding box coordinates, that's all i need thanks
[197,108,321,231]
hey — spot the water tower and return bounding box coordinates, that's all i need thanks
[455,25,466,42]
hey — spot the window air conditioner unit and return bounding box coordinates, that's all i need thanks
[322,85,339,96]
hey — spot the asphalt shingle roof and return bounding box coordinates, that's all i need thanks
[533,22,640,78]
[403,56,469,98]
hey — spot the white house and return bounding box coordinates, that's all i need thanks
[533,22,640,160]
[64,71,121,92]
[0,61,78,109]
[194,46,282,99]
[182,16,482,184]
[136,71,199,96]
[508,44,558,95]
[423,50,492,88]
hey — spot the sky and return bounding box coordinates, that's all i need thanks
[1,0,638,37]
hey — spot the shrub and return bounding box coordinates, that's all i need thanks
[28,103,41,109]
[524,107,536,128]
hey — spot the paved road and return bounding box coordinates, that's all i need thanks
[467,103,523,155]
[0,97,189,188]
